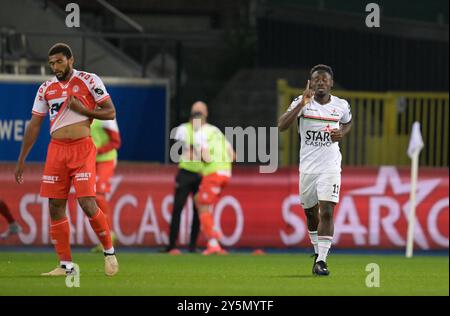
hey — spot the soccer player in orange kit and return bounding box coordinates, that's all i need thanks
[14,43,119,276]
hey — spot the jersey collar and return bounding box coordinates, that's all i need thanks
[57,69,77,89]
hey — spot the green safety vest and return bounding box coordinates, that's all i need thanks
[202,125,232,176]
[178,122,204,173]
[91,119,118,162]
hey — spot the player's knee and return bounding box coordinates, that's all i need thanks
[196,202,209,214]
[77,197,97,217]
[319,206,334,221]
[304,205,318,218]
[48,199,67,220]
[304,209,314,219]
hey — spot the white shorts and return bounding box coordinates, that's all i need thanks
[299,173,341,209]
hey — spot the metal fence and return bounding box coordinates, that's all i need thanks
[278,79,449,167]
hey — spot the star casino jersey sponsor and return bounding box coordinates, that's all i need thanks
[304,129,333,147]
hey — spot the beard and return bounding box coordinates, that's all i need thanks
[55,65,71,81]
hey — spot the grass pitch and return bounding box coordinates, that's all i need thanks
[0,251,447,296]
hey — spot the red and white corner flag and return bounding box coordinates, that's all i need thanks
[406,122,424,258]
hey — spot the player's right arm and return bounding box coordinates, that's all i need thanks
[15,114,45,184]
[278,80,313,131]
[15,83,48,184]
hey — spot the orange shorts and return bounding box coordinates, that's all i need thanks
[40,137,97,199]
[197,172,230,205]
[96,160,116,194]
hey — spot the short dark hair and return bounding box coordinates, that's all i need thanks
[48,43,73,59]
[310,64,333,79]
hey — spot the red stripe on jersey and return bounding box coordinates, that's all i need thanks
[50,100,69,128]
[303,115,339,122]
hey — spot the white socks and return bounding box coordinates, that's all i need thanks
[60,261,73,270]
[317,236,333,262]
[308,231,318,254]
[208,239,219,248]
[104,247,115,255]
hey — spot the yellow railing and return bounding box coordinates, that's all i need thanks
[277,79,449,167]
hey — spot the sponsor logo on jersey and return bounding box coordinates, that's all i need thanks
[94,88,104,95]
[322,124,332,132]
[330,109,340,117]
[49,101,64,119]
[304,130,332,147]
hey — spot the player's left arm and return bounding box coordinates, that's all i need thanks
[330,101,352,142]
[331,120,352,142]
[68,73,116,120]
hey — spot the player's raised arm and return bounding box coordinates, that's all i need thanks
[15,114,46,184]
[68,96,116,120]
[278,80,313,131]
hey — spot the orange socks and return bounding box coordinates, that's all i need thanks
[50,217,72,262]
[89,208,113,251]
[50,209,113,263]
[96,194,112,229]
[200,212,215,239]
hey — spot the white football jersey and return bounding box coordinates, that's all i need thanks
[287,94,352,174]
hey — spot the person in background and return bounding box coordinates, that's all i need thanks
[91,118,121,252]
[165,101,207,254]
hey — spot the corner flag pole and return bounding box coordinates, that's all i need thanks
[406,149,419,258]
[406,122,424,258]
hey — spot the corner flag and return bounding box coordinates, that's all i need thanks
[406,122,424,258]
[407,122,424,159]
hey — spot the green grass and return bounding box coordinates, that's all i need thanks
[0,251,448,296]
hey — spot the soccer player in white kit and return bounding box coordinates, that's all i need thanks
[278,64,352,276]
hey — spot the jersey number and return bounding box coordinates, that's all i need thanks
[332,184,340,194]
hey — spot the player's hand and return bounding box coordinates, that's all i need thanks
[301,80,314,105]
[330,128,343,142]
[14,161,25,184]
[67,96,86,115]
